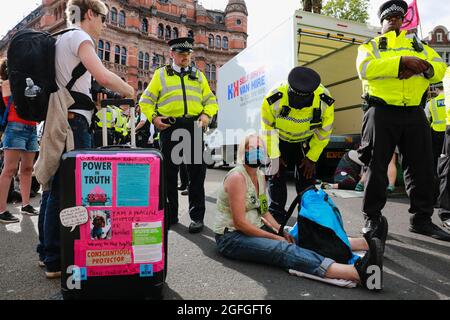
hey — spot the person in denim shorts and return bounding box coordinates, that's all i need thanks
[0,59,39,224]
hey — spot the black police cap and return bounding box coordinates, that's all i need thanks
[168,37,194,53]
[288,67,321,96]
[378,0,408,22]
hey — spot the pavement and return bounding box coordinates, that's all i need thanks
[1,167,450,300]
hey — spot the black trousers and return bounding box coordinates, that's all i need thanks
[359,106,434,225]
[179,163,189,187]
[431,130,445,175]
[268,139,315,224]
[159,118,206,223]
[438,127,450,221]
[93,128,114,147]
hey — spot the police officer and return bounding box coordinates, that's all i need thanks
[438,69,450,230]
[93,105,116,147]
[425,82,446,175]
[261,66,335,224]
[139,37,218,233]
[356,0,450,241]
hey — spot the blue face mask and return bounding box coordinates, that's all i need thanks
[245,147,266,168]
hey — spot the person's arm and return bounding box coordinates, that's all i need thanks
[422,45,448,83]
[225,172,285,241]
[356,41,402,81]
[78,41,134,98]
[307,89,334,162]
[261,91,280,159]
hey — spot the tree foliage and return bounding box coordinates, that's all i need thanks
[322,0,369,23]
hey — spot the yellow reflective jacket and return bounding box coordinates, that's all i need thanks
[426,93,446,132]
[444,67,450,125]
[113,107,128,137]
[139,65,218,120]
[95,106,115,128]
[356,30,447,107]
[261,82,334,162]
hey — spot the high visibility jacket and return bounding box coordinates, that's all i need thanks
[261,82,334,162]
[139,65,218,120]
[425,93,446,132]
[444,67,450,125]
[113,107,128,137]
[95,106,115,128]
[139,66,218,120]
[356,30,447,107]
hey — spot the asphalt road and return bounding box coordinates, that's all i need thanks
[1,167,449,300]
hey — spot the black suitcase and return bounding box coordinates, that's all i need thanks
[59,99,167,300]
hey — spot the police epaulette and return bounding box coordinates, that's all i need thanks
[165,65,175,76]
[320,93,335,106]
[363,39,372,45]
[266,91,283,105]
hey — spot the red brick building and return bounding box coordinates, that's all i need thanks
[0,0,248,93]
[424,25,450,65]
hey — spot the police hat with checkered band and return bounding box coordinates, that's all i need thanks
[168,37,194,53]
[288,66,321,96]
[378,0,408,22]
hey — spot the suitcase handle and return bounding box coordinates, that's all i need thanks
[97,145,136,150]
[100,99,136,148]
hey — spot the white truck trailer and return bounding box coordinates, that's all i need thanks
[206,10,380,178]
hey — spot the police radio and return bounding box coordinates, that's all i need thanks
[279,106,291,118]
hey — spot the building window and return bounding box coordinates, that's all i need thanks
[236,19,241,25]
[188,30,194,39]
[121,47,127,65]
[158,24,164,39]
[105,5,110,22]
[173,27,179,39]
[211,65,216,81]
[138,81,143,92]
[222,36,229,50]
[165,26,171,40]
[115,45,120,64]
[205,64,210,81]
[105,42,111,61]
[138,52,144,69]
[111,7,117,23]
[437,32,443,42]
[144,53,150,70]
[141,18,148,32]
[208,34,214,48]
[119,10,126,27]
[98,40,104,60]
[216,36,221,49]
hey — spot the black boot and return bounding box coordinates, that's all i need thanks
[355,238,383,291]
[363,216,388,251]
[409,221,450,242]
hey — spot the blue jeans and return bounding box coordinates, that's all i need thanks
[1,122,39,152]
[36,190,50,262]
[215,231,335,278]
[43,114,92,271]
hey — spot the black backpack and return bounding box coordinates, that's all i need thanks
[7,28,87,122]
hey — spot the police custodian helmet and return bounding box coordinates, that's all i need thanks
[168,37,194,53]
[378,0,408,22]
[287,66,321,109]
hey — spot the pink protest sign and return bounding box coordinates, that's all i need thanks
[73,153,164,277]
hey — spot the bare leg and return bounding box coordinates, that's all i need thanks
[387,153,397,187]
[0,150,21,212]
[18,151,36,206]
[325,263,360,282]
[349,237,369,251]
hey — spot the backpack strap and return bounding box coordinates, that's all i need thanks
[278,185,317,233]
[1,96,13,127]
[66,62,87,91]
[50,28,78,37]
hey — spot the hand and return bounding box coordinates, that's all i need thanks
[299,158,316,180]
[96,93,108,110]
[401,56,429,74]
[153,116,171,131]
[398,69,416,80]
[283,231,295,244]
[197,114,210,129]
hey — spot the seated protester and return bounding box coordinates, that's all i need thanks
[213,134,385,290]
[325,150,364,190]
[0,59,39,224]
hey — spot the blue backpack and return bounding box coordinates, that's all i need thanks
[282,186,359,264]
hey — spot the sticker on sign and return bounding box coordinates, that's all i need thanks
[60,207,89,232]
